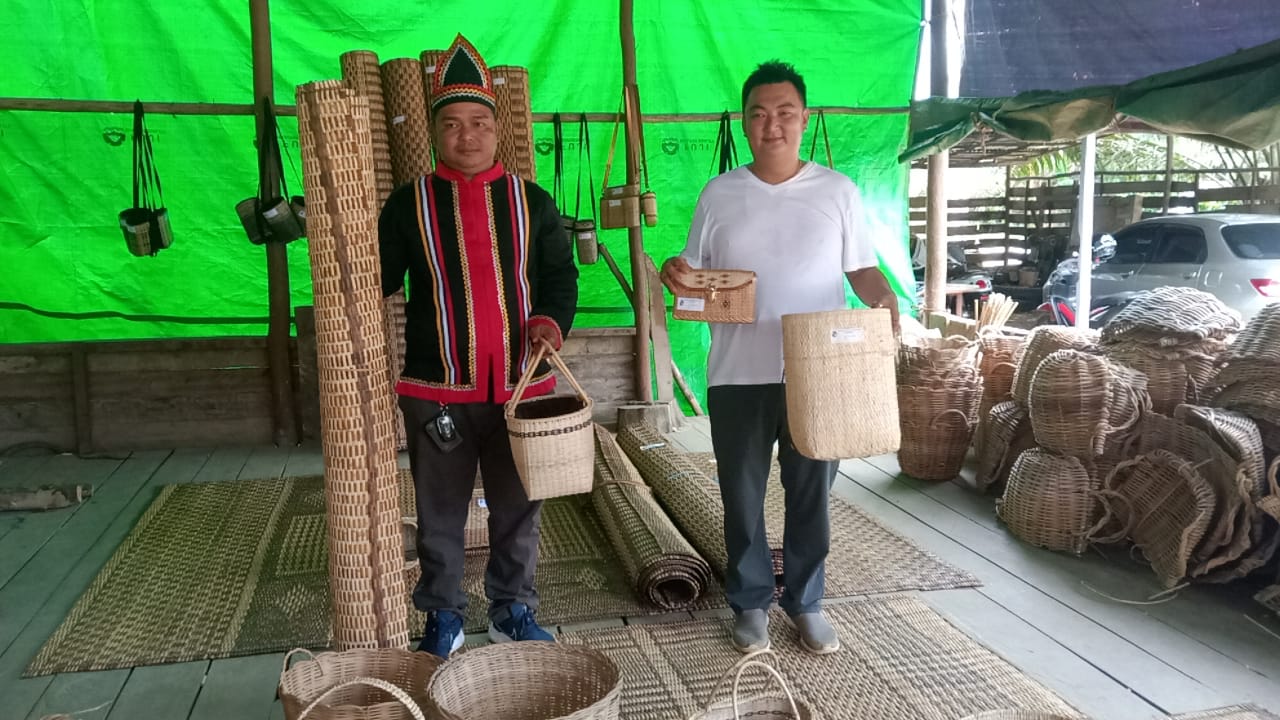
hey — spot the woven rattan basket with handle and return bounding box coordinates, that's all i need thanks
[688,649,815,720]
[427,641,621,720]
[781,308,899,460]
[665,267,757,324]
[998,449,1099,555]
[1029,350,1148,458]
[1010,326,1098,405]
[505,343,595,500]
[279,648,440,720]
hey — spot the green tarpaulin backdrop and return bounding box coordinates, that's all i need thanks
[0,1,921,406]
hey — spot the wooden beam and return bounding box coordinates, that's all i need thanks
[923,0,950,313]
[251,0,298,447]
[0,97,907,120]
[620,0,652,403]
[69,347,92,455]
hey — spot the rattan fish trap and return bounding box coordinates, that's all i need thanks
[998,449,1099,555]
[1100,286,1242,345]
[1010,326,1099,404]
[1028,350,1149,458]
[974,400,1036,494]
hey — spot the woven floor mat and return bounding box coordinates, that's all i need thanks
[688,453,980,597]
[1170,706,1280,720]
[558,595,1081,720]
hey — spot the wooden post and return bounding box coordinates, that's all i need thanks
[923,0,950,312]
[1075,134,1097,330]
[1162,134,1174,215]
[250,0,299,446]
[620,0,653,402]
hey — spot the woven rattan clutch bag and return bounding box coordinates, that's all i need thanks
[665,268,756,324]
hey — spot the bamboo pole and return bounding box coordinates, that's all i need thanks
[0,96,908,120]
[620,0,652,402]
[1162,134,1174,214]
[250,0,299,446]
[923,0,950,313]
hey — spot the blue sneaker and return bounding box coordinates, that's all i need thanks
[488,602,554,643]
[417,610,464,658]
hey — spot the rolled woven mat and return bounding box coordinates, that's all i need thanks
[1010,325,1099,404]
[418,49,448,108]
[1100,286,1242,346]
[380,57,433,185]
[1128,413,1252,576]
[492,65,536,180]
[897,379,983,481]
[1104,341,1221,415]
[974,400,1036,494]
[594,423,645,486]
[591,480,713,610]
[340,49,406,453]
[998,449,1099,555]
[297,80,408,649]
[1100,449,1217,588]
[1028,350,1149,458]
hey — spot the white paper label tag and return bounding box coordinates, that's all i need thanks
[494,76,507,85]
[676,297,706,312]
[391,114,407,125]
[830,327,865,344]
[477,497,487,509]
[608,199,622,207]
[424,65,437,73]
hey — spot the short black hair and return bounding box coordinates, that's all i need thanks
[741,61,807,110]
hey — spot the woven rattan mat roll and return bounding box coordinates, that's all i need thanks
[998,449,1099,554]
[380,57,433,185]
[1102,449,1217,588]
[492,65,535,181]
[297,80,408,649]
[1101,286,1242,345]
[341,50,407,452]
[591,480,713,611]
[897,380,982,481]
[1029,350,1148,458]
[1105,342,1221,414]
[1128,413,1251,576]
[1010,326,1099,405]
[419,49,448,109]
[975,401,1036,493]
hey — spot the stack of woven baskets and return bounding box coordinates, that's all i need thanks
[896,337,983,481]
[974,325,1098,493]
[973,331,1024,459]
[998,347,1150,555]
[1100,286,1240,414]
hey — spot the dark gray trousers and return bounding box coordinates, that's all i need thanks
[400,395,542,620]
[707,384,836,615]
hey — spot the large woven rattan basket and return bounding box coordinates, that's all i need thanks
[781,308,899,460]
[505,344,594,500]
[688,650,815,720]
[427,642,621,720]
[279,648,440,720]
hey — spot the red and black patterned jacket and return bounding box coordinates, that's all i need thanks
[378,162,578,404]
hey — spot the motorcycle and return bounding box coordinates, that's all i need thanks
[1037,234,1135,328]
[910,239,994,316]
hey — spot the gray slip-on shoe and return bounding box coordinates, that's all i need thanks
[731,608,771,653]
[793,611,840,654]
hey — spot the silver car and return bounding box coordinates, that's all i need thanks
[1092,213,1280,323]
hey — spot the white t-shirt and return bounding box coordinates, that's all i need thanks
[679,162,878,387]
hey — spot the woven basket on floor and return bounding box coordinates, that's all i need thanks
[505,344,594,500]
[978,332,1023,421]
[1129,413,1250,575]
[898,380,983,481]
[1261,458,1280,523]
[689,649,816,720]
[280,648,440,720]
[1223,303,1280,365]
[427,642,621,720]
[1175,404,1267,501]
[1100,286,1241,345]
[1028,350,1148,458]
[899,335,981,369]
[1010,326,1099,404]
[1101,450,1217,588]
[974,401,1036,493]
[782,309,899,459]
[998,449,1099,555]
[1104,342,1219,415]
[960,712,1081,720]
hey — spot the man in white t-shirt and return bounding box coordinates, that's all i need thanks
[661,60,899,656]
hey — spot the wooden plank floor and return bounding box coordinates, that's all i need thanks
[0,423,1277,720]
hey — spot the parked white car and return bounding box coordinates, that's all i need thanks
[1092,213,1280,323]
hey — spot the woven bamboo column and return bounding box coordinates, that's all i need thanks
[492,65,536,180]
[418,49,448,109]
[380,58,434,184]
[341,50,407,451]
[296,80,408,650]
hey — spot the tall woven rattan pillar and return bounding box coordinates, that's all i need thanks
[491,65,536,181]
[342,50,408,451]
[296,80,408,651]
[418,49,447,109]
[380,58,434,184]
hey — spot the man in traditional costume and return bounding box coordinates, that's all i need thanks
[379,34,578,658]
[662,60,898,656]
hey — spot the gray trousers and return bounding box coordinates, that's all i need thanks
[708,384,836,615]
[400,395,542,619]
